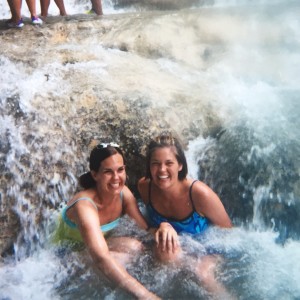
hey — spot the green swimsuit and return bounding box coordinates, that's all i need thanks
[54,193,123,243]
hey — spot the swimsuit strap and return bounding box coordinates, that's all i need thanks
[63,193,124,230]
[62,197,97,229]
[67,197,98,211]
[68,192,123,211]
[148,180,197,209]
[189,180,198,211]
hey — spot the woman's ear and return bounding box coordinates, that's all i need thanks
[178,164,183,171]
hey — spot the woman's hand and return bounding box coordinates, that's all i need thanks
[155,222,179,253]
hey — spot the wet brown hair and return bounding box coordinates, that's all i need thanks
[145,132,188,181]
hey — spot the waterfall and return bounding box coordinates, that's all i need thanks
[1,0,299,299]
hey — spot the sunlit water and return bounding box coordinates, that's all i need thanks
[1,0,300,299]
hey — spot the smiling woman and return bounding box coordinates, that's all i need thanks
[54,142,159,299]
[138,132,233,298]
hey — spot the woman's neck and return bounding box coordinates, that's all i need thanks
[153,178,186,199]
[94,186,118,207]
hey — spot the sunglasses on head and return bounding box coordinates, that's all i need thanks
[96,142,120,149]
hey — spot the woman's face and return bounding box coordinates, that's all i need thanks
[92,153,126,195]
[150,147,182,189]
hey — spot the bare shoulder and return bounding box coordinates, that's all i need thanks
[121,185,135,201]
[137,177,150,203]
[191,180,232,228]
[67,189,96,207]
[190,180,219,205]
[66,190,99,225]
[137,177,149,192]
[138,176,148,185]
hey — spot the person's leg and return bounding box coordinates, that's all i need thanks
[107,236,144,254]
[7,0,22,22]
[7,0,16,19]
[195,255,235,299]
[6,0,24,27]
[107,237,144,267]
[25,0,43,24]
[110,251,134,267]
[54,0,67,16]
[25,0,37,17]
[153,241,182,263]
[40,0,50,17]
[155,241,234,298]
[90,0,103,15]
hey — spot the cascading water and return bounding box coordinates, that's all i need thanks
[1,0,300,299]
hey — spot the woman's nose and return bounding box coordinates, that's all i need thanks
[159,164,166,171]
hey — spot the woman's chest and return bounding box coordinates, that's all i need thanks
[153,195,193,220]
[97,199,123,224]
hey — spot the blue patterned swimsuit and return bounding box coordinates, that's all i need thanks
[146,180,209,234]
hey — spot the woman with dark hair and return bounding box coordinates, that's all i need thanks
[58,142,159,299]
[138,132,233,298]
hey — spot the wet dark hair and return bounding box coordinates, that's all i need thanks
[145,132,188,181]
[79,143,125,189]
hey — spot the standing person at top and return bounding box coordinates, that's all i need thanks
[138,132,233,298]
[7,0,43,28]
[56,142,159,299]
[40,0,67,19]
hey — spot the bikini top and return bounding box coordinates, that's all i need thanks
[62,192,123,234]
[146,180,209,234]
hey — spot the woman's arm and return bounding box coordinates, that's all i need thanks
[192,181,232,228]
[72,200,159,299]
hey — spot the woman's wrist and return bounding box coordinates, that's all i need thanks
[160,222,172,228]
[147,227,157,234]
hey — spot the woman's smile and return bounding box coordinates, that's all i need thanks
[150,147,183,187]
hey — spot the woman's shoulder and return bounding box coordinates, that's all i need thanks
[121,186,137,208]
[137,177,150,192]
[68,189,96,206]
[188,179,214,199]
[138,177,149,185]
[137,177,150,203]
[121,185,133,198]
[138,177,150,189]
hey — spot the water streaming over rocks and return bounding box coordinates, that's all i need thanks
[1,0,300,299]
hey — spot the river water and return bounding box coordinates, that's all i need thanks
[1,0,300,299]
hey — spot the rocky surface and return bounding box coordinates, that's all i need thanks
[1,6,299,257]
[0,13,226,255]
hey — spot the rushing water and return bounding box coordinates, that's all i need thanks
[1,0,300,299]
